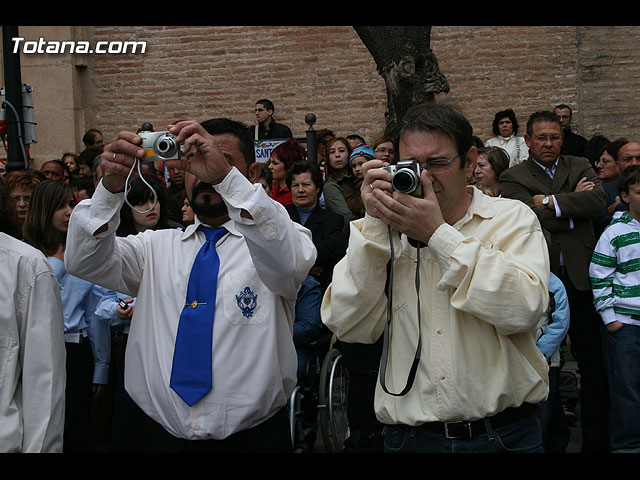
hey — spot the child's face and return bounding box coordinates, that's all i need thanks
[351,157,367,179]
[622,181,640,219]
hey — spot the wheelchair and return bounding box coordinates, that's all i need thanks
[288,333,350,453]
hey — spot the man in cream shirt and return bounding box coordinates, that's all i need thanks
[65,118,315,452]
[322,102,550,453]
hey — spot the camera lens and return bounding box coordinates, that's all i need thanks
[392,169,419,193]
[154,135,177,158]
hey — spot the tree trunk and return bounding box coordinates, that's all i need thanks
[354,26,449,139]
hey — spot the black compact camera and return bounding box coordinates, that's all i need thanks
[382,160,425,197]
[138,130,180,162]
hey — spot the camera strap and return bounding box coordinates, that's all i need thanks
[123,157,158,214]
[378,226,422,397]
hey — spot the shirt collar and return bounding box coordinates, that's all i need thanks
[181,215,237,241]
[452,186,496,229]
[533,158,559,177]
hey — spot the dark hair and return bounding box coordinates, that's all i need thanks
[619,164,640,195]
[285,160,324,194]
[492,109,519,136]
[326,137,353,177]
[346,134,365,145]
[259,163,273,189]
[477,146,510,178]
[553,104,572,115]
[4,169,42,193]
[526,111,562,136]
[583,135,611,167]
[399,101,474,170]
[82,128,102,148]
[77,147,103,171]
[0,177,18,233]
[200,118,255,167]
[71,174,95,197]
[117,174,170,236]
[22,179,74,256]
[41,159,65,171]
[600,137,630,162]
[270,138,307,170]
[255,99,275,112]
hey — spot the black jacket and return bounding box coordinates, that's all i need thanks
[285,203,346,290]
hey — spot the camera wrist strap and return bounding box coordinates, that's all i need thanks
[123,157,158,214]
[378,225,423,397]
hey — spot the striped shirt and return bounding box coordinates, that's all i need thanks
[590,211,640,326]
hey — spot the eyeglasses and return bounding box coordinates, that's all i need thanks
[533,135,562,143]
[420,154,461,171]
[11,194,31,204]
[375,146,394,155]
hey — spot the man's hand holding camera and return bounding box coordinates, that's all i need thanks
[100,120,232,193]
[362,159,445,245]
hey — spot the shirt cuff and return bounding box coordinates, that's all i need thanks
[88,181,125,236]
[600,308,618,325]
[360,214,391,244]
[92,363,109,385]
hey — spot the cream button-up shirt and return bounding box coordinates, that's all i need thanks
[65,167,316,440]
[322,187,550,426]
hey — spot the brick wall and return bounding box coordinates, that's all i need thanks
[4,26,640,164]
[431,25,640,144]
[88,25,640,151]
[91,25,389,147]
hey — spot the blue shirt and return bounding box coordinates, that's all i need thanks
[48,257,110,384]
[94,286,135,329]
[536,272,570,361]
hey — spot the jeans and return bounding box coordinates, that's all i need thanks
[538,366,570,452]
[383,410,543,453]
[602,323,640,453]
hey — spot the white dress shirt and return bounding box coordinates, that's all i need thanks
[0,233,66,452]
[485,135,529,167]
[65,167,316,440]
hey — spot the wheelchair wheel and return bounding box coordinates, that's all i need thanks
[318,348,350,453]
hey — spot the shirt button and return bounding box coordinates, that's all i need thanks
[193,424,201,431]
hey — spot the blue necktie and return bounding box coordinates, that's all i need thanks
[170,226,227,406]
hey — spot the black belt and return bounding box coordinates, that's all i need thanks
[415,403,538,440]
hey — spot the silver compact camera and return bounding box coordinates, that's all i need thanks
[139,130,180,162]
[382,160,425,197]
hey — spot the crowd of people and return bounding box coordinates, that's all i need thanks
[1,98,639,454]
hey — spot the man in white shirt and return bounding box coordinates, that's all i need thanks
[322,102,550,453]
[0,232,66,453]
[65,118,316,452]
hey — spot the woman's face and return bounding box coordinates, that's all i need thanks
[597,151,620,182]
[291,172,320,210]
[497,117,514,138]
[51,195,76,233]
[181,197,194,224]
[131,198,160,232]
[474,155,497,190]
[329,141,350,171]
[374,141,395,163]
[268,155,286,183]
